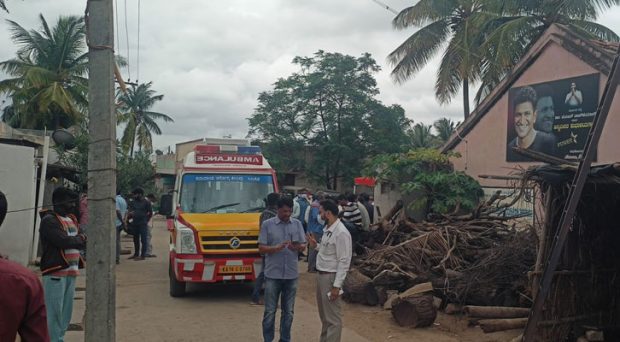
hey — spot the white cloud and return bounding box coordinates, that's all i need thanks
[1,0,620,150]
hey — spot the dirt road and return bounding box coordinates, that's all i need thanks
[64,218,520,341]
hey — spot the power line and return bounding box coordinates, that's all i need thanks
[115,0,120,54]
[124,0,131,81]
[137,0,141,83]
[371,0,399,15]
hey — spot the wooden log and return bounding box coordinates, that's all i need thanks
[478,318,528,333]
[510,334,524,342]
[464,306,530,319]
[383,290,399,310]
[585,330,604,341]
[375,286,388,306]
[342,269,378,306]
[444,303,462,315]
[391,294,437,328]
[399,282,433,299]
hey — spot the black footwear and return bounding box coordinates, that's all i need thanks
[145,254,157,258]
[128,255,138,260]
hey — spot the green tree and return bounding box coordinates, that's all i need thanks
[0,14,88,129]
[365,103,412,154]
[389,1,499,118]
[117,82,174,156]
[116,152,158,196]
[365,149,483,214]
[409,123,435,148]
[248,50,410,190]
[476,0,620,102]
[433,117,457,144]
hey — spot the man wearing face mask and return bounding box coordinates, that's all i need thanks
[39,187,87,342]
[307,199,352,342]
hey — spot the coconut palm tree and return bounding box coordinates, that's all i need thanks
[389,1,501,119]
[117,82,174,156]
[477,0,620,102]
[0,14,88,129]
[409,123,436,148]
[433,118,458,143]
[1,1,7,12]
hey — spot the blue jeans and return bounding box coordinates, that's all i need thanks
[252,256,266,303]
[43,275,76,342]
[133,224,148,257]
[263,278,298,342]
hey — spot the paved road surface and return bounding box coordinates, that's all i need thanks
[66,218,370,342]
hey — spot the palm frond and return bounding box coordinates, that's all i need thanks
[143,111,174,123]
[569,20,620,42]
[392,0,455,29]
[389,19,450,84]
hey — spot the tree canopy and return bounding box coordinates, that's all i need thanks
[390,0,620,116]
[117,82,174,155]
[0,14,88,130]
[248,50,412,190]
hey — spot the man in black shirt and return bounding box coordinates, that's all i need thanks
[127,188,152,261]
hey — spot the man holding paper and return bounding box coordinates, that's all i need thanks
[258,196,307,342]
[307,199,352,342]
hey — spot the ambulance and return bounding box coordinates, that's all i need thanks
[166,140,278,297]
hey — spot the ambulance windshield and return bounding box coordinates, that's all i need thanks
[179,174,275,213]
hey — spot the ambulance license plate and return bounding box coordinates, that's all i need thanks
[219,265,252,274]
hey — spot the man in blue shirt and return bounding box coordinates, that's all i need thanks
[258,196,307,342]
[115,190,128,264]
[306,192,325,273]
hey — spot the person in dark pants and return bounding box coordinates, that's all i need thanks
[127,188,152,261]
[258,196,307,342]
[251,192,280,305]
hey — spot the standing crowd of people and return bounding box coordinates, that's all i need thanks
[0,185,158,342]
[1,183,373,342]
[253,189,375,342]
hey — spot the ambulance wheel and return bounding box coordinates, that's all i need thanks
[169,261,186,297]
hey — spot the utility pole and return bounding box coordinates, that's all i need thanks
[85,0,116,341]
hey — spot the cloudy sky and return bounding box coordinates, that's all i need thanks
[1,0,620,151]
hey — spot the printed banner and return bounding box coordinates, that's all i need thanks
[506,74,599,162]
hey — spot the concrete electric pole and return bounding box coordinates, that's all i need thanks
[85,0,116,340]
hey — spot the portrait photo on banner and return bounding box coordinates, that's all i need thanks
[506,73,599,162]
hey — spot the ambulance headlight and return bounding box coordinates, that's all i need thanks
[176,227,197,254]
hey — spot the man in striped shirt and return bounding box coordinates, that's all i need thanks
[337,194,362,230]
[39,187,87,342]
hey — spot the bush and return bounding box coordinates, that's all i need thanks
[366,148,483,215]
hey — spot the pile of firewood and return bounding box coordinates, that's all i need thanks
[342,195,537,329]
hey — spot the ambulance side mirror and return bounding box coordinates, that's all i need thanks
[160,194,173,218]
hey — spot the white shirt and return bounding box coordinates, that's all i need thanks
[357,201,370,231]
[316,219,352,288]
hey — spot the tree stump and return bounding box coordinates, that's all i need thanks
[343,269,378,306]
[391,294,437,328]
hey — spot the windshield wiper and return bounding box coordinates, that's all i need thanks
[241,206,265,213]
[201,202,241,213]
